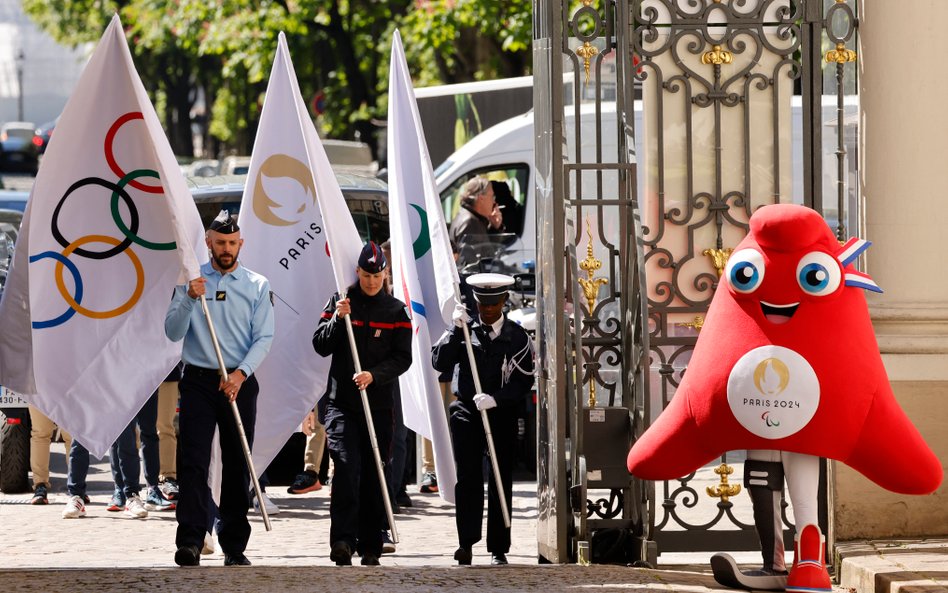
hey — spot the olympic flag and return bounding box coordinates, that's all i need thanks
[386,31,458,502]
[0,15,206,457]
[238,33,362,475]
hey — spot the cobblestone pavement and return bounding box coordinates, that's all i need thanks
[0,453,860,593]
[2,445,937,592]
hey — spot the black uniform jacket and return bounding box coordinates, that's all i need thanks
[312,284,413,412]
[431,317,535,407]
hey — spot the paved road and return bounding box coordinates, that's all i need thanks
[0,173,35,192]
[0,450,861,592]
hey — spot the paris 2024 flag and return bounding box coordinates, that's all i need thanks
[238,32,363,476]
[0,15,206,457]
[387,30,459,502]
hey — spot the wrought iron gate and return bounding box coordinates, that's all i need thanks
[533,0,860,563]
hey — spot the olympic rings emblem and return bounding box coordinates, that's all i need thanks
[31,111,176,329]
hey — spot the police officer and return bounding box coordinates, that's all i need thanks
[432,273,535,566]
[165,210,274,567]
[312,241,412,567]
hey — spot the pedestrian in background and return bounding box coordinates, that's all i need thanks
[157,362,184,501]
[27,405,72,505]
[164,210,274,568]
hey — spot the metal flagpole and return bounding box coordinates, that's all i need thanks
[339,292,400,543]
[200,295,272,532]
[454,288,511,528]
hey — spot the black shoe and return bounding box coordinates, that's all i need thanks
[287,470,322,494]
[381,530,396,554]
[454,546,472,566]
[361,554,381,566]
[491,552,509,565]
[224,553,251,566]
[395,490,412,508]
[174,545,201,567]
[30,484,49,505]
[330,541,353,566]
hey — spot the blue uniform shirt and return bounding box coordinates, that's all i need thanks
[165,261,275,377]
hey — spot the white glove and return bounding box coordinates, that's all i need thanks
[473,392,497,411]
[452,303,471,328]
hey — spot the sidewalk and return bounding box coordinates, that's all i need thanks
[835,538,948,593]
[0,453,943,592]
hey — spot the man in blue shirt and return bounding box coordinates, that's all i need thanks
[165,210,274,567]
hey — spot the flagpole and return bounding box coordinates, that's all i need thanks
[199,295,272,532]
[454,287,511,528]
[340,291,400,543]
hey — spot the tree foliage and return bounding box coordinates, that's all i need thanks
[21,0,533,158]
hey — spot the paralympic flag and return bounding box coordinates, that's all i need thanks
[238,33,362,475]
[0,15,206,457]
[386,31,458,502]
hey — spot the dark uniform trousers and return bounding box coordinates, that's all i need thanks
[450,398,518,553]
[325,401,394,557]
[175,366,258,556]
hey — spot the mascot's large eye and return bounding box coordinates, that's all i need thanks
[725,249,766,294]
[796,251,841,297]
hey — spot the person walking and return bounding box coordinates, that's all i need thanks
[106,389,175,517]
[156,363,184,501]
[27,405,72,505]
[432,273,535,566]
[164,210,274,568]
[312,241,412,567]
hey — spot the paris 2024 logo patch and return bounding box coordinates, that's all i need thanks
[726,345,819,439]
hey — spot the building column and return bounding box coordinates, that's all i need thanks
[835,0,948,539]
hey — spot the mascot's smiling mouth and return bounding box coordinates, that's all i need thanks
[760,301,799,324]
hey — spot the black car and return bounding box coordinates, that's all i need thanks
[0,122,40,175]
[32,118,58,155]
[0,172,390,493]
[188,172,390,243]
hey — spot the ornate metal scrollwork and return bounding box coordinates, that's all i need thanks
[586,489,625,519]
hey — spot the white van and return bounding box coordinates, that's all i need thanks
[433,96,853,276]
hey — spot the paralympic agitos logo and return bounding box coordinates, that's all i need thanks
[30,112,176,329]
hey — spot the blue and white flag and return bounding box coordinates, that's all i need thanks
[387,30,458,502]
[238,32,362,475]
[0,15,205,457]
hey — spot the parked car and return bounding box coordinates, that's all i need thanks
[0,207,28,493]
[218,155,251,176]
[185,159,221,177]
[0,122,40,176]
[0,172,390,492]
[187,172,390,243]
[32,118,58,155]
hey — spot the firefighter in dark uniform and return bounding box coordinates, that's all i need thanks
[432,273,535,566]
[312,241,412,567]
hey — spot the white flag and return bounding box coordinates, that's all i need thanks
[0,14,206,457]
[387,30,458,502]
[239,32,362,475]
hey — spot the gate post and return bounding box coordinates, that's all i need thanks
[533,0,652,564]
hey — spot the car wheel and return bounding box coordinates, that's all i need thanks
[0,414,31,493]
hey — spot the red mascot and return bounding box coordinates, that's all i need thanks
[627,204,942,592]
